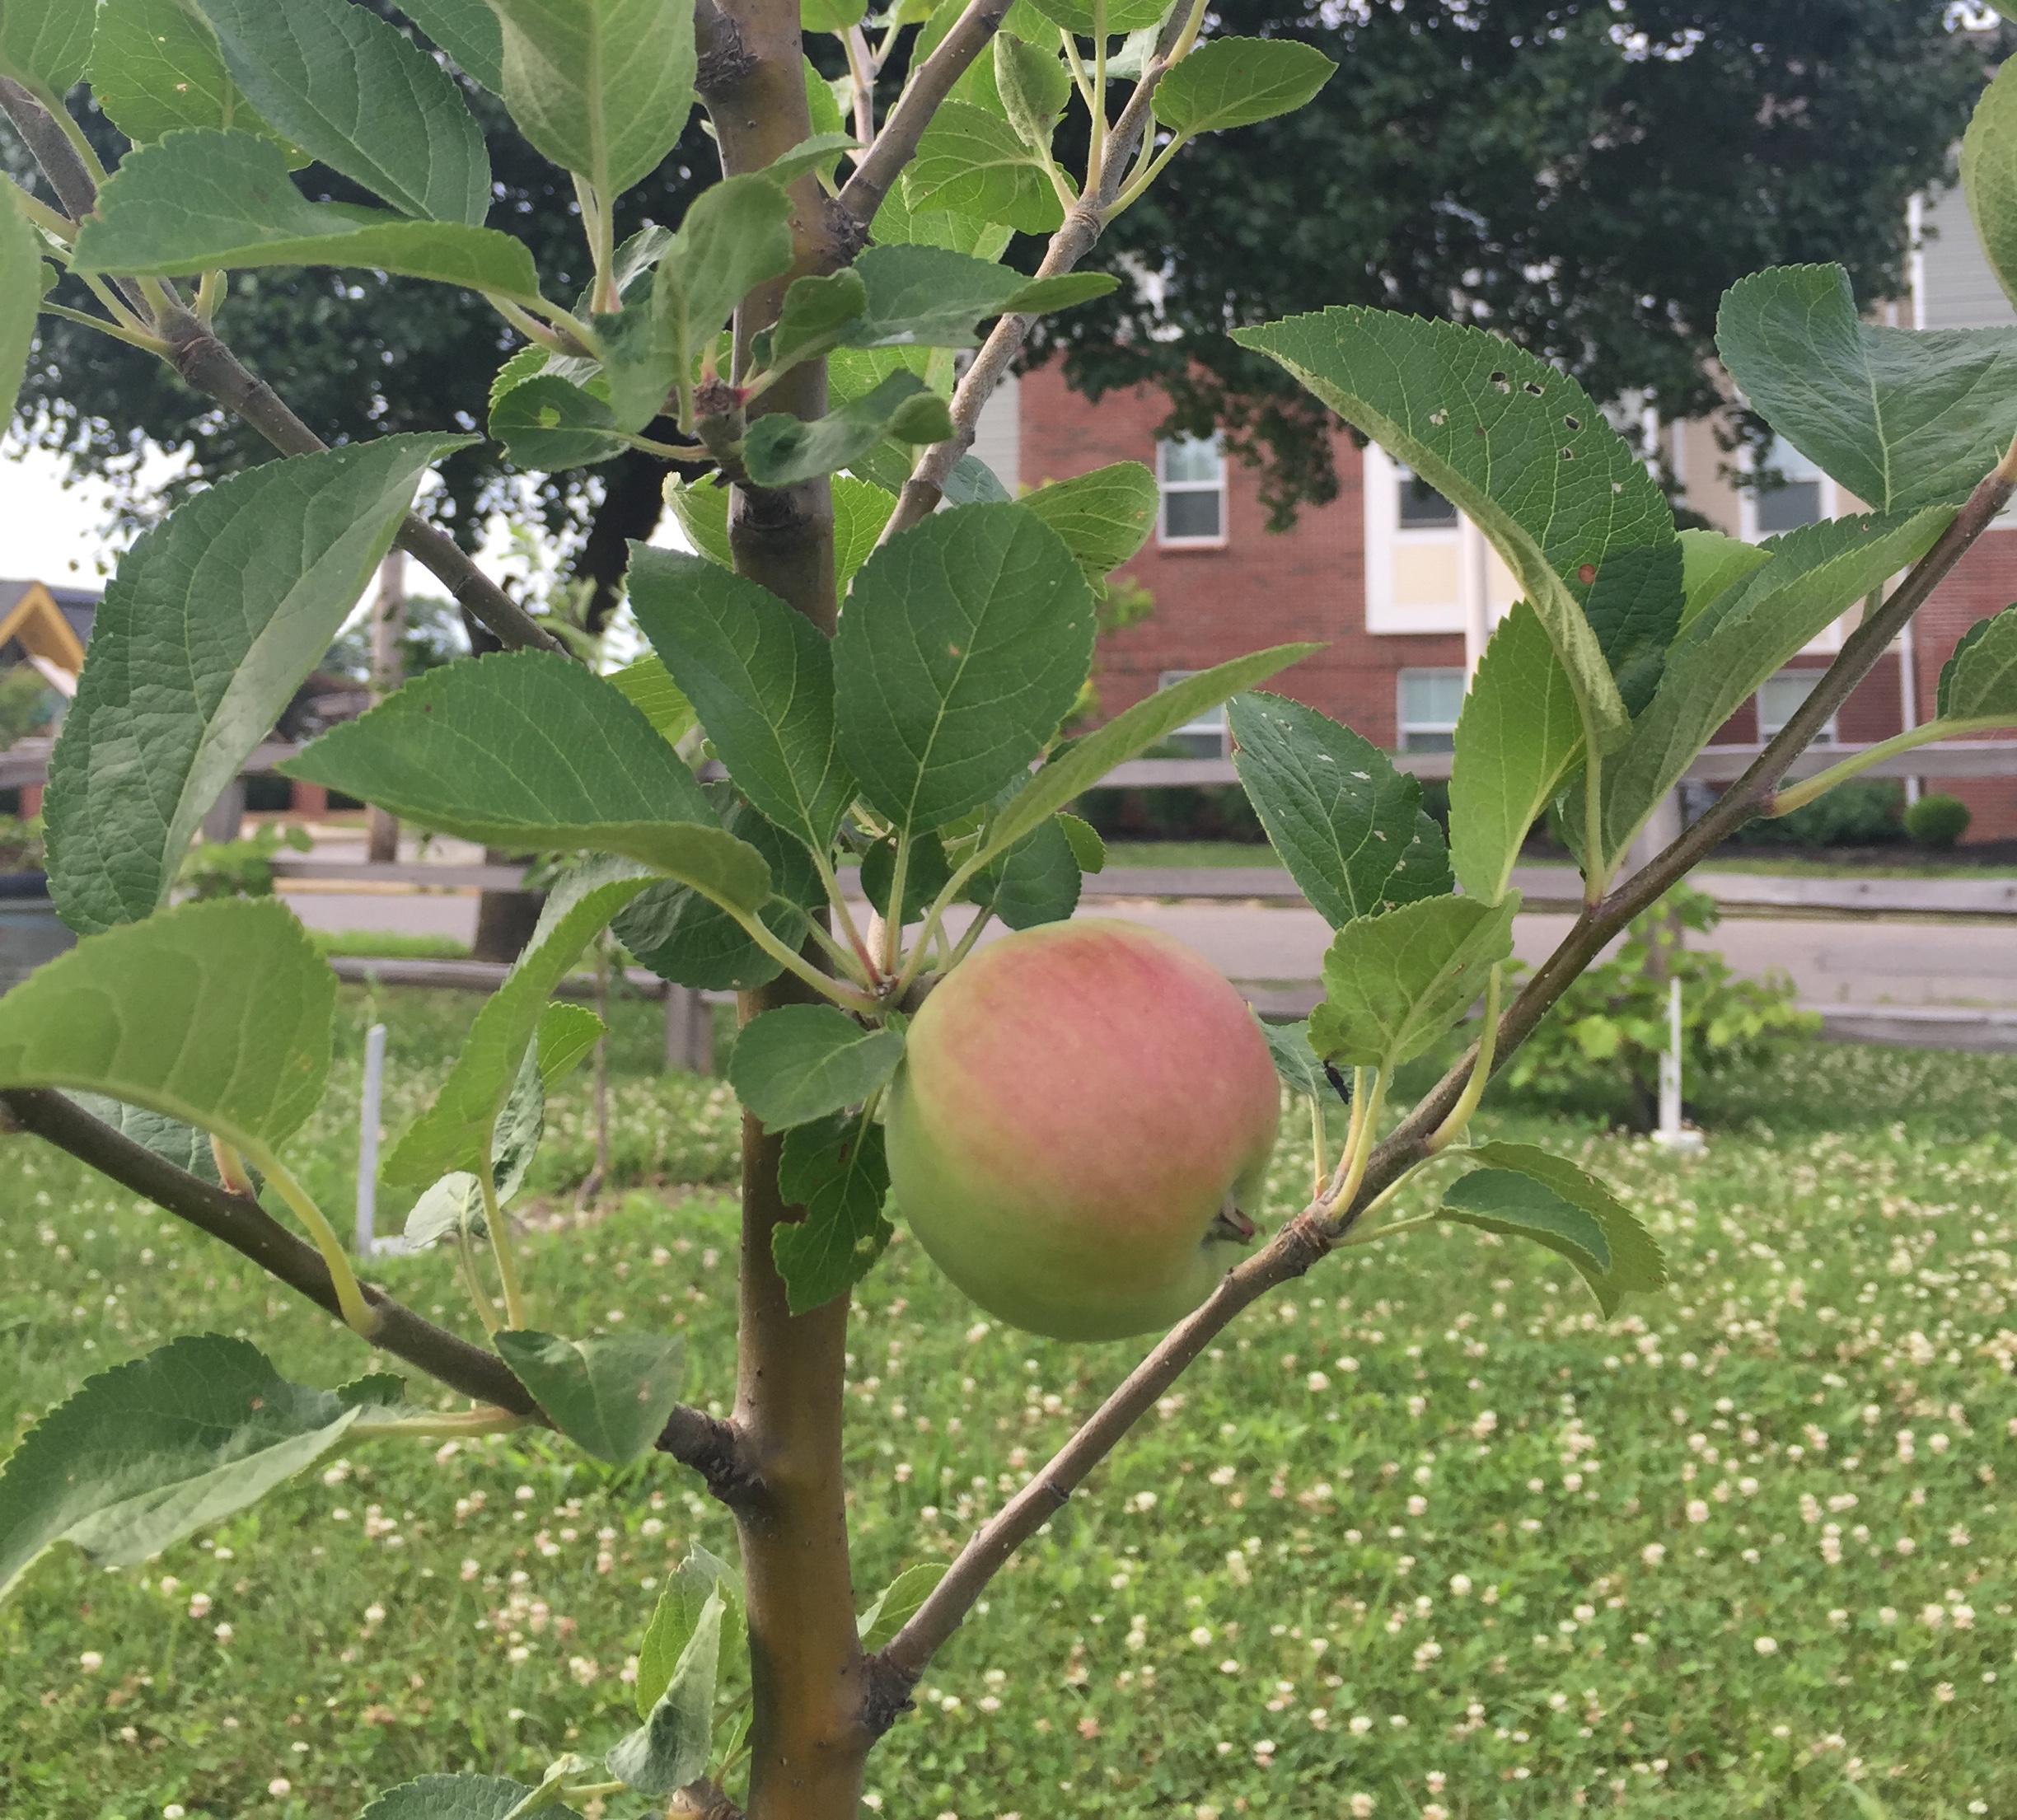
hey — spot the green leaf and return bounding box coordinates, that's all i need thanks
[63,1093,230,1186]
[383,860,656,1187]
[902,98,1064,236]
[871,164,1013,262]
[1448,602,1583,905]
[1458,1139,1668,1316]
[971,643,1319,868]
[1257,1014,1328,1102]
[1019,0,1167,36]
[742,370,954,487]
[71,130,547,303]
[1441,1168,1611,1279]
[833,502,1094,833]
[994,30,1069,149]
[804,50,845,138]
[1234,307,1670,751]
[1937,603,2017,721]
[607,1585,722,1794]
[1229,691,1450,925]
[941,449,1012,504]
[0,1334,372,1598]
[858,1560,946,1651]
[845,243,1116,350]
[44,433,456,934]
[489,1000,604,1203]
[0,183,39,431]
[1598,508,1953,860]
[835,475,896,592]
[363,1776,577,1820]
[1058,812,1104,873]
[192,0,489,222]
[493,1329,685,1464]
[860,830,952,925]
[396,0,504,91]
[772,1114,893,1313]
[663,475,735,568]
[650,175,796,423]
[488,0,695,200]
[0,897,331,1167]
[403,1169,486,1250]
[1678,526,1770,633]
[802,0,866,27]
[607,653,697,746]
[761,130,860,188]
[627,546,855,851]
[283,653,770,906]
[728,1004,905,1130]
[489,373,628,470]
[1018,460,1157,590]
[1964,59,2017,318]
[969,811,1081,929]
[1715,263,2017,515]
[0,0,92,96]
[635,1544,742,1717]
[1309,894,1517,1071]
[767,268,868,371]
[89,0,283,147]
[1151,36,1336,133]
[615,794,819,993]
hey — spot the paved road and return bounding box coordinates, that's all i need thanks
[276,873,2017,1011]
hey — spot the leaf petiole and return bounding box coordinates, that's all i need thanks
[477,1165,526,1333]
[358,1405,530,1440]
[6,175,73,241]
[1323,1066,1386,1221]
[1767,713,2010,816]
[36,297,167,353]
[246,1147,381,1339]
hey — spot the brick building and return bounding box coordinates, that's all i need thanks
[992,181,2017,840]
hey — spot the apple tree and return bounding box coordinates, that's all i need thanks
[6,2,2017,1816]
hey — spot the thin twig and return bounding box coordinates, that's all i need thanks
[836,0,1013,226]
[880,1,1195,537]
[0,1088,749,1493]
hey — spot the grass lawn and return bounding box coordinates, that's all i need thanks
[1,990,2010,1819]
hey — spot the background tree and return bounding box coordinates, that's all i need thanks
[1037,0,2004,518]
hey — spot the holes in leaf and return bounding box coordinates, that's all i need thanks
[1564,414,1582,430]
[1523,380,1545,396]
[1429,409,1448,427]
[1560,447,1575,460]
[1489,371,1510,393]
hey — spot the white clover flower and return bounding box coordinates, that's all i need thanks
[1753,1636,1778,1656]
[267,1778,291,1797]
[78,1651,102,1672]
[1641,1543,1666,1566]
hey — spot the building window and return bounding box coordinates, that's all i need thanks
[1743,436,1832,539]
[1755,668,1838,746]
[1398,667,1466,753]
[1362,444,1516,635]
[1397,466,1458,527]
[1158,435,1226,545]
[1157,670,1228,756]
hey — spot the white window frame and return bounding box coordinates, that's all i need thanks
[1361,444,1517,634]
[1755,667,1839,747]
[1157,669,1228,756]
[1397,667,1466,753]
[1739,435,1838,543]
[1156,435,1228,549]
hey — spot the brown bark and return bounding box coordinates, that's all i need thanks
[706,3,873,1815]
[366,551,405,865]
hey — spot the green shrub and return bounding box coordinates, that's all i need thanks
[174,822,311,901]
[1730,775,1902,846]
[1903,789,1972,849]
[1498,884,1818,1128]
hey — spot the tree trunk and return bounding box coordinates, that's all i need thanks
[706,2,872,1813]
[366,550,405,865]
[470,860,543,963]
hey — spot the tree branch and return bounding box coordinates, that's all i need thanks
[0,1088,746,1494]
[871,1211,1331,1690]
[869,442,2017,1694]
[0,76,569,659]
[879,4,1191,538]
[835,0,1013,227]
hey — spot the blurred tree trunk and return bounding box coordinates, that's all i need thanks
[365,550,404,865]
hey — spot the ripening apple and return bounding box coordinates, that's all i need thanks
[885,918,1280,1341]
